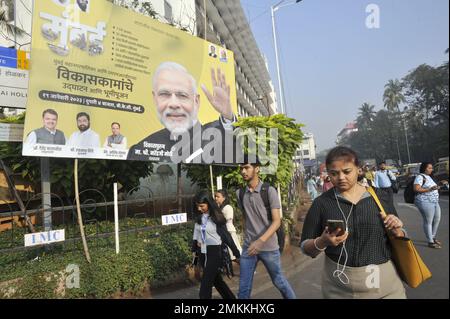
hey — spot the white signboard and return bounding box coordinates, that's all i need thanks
[0,66,29,108]
[24,229,65,247]
[0,123,24,141]
[161,213,187,226]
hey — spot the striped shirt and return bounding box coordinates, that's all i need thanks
[300,188,398,267]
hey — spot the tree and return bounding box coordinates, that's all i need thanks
[342,109,399,162]
[383,79,405,112]
[356,102,376,128]
[344,52,449,163]
[402,58,449,161]
[383,79,406,164]
[183,114,304,207]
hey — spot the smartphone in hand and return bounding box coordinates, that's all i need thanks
[326,219,345,236]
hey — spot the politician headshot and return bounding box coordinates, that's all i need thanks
[25,108,66,145]
[67,112,100,148]
[127,61,237,163]
[104,122,127,150]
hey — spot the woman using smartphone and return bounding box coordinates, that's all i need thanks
[299,146,407,299]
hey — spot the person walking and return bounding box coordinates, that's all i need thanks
[414,162,442,249]
[192,190,240,299]
[374,161,396,207]
[236,160,296,299]
[215,189,242,261]
[307,175,319,201]
[300,146,407,299]
[363,165,375,187]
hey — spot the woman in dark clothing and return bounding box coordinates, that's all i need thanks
[192,190,240,299]
[300,146,407,299]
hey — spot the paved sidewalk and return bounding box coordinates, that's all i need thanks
[149,243,323,299]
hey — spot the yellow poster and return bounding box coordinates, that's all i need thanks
[23,0,238,164]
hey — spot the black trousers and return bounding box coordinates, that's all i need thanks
[379,187,394,208]
[199,245,236,299]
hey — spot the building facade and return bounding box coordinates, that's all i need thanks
[336,122,358,144]
[195,0,278,117]
[111,0,278,117]
[112,0,197,35]
[295,132,316,161]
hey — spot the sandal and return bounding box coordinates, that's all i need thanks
[434,239,442,246]
[428,242,441,249]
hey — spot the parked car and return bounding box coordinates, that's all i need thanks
[397,163,421,188]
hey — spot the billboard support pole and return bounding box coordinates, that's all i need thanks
[74,159,91,263]
[114,182,119,254]
[209,165,214,197]
[40,157,52,231]
[177,163,183,213]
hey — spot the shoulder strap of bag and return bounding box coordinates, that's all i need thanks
[367,186,387,220]
[238,187,246,217]
[420,174,427,186]
[260,182,272,221]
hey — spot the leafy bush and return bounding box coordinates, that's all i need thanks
[0,219,193,298]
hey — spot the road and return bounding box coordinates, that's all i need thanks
[151,192,448,299]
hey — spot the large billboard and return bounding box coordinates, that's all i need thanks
[22,0,238,164]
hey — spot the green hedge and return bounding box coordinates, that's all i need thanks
[0,220,193,298]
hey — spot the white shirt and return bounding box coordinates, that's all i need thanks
[68,129,100,147]
[414,174,439,203]
[222,204,236,232]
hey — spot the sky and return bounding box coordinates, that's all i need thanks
[240,0,449,152]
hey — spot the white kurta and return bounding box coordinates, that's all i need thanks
[68,129,100,147]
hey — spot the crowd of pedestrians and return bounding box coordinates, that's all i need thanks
[189,146,444,300]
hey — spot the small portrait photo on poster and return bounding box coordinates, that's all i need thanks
[208,44,217,58]
[219,49,227,62]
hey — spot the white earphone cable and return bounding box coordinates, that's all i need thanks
[333,189,353,285]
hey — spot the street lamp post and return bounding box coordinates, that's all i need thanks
[403,118,412,164]
[271,0,302,115]
[402,107,412,164]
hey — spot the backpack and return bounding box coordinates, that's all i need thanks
[238,182,286,253]
[404,174,426,203]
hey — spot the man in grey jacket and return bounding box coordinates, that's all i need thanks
[25,109,66,145]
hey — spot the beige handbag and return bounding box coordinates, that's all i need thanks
[367,187,432,288]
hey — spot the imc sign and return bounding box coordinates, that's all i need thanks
[24,229,65,247]
[161,213,187,226]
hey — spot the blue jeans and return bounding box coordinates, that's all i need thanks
[238,247,296,299]
[415,200,441,243]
